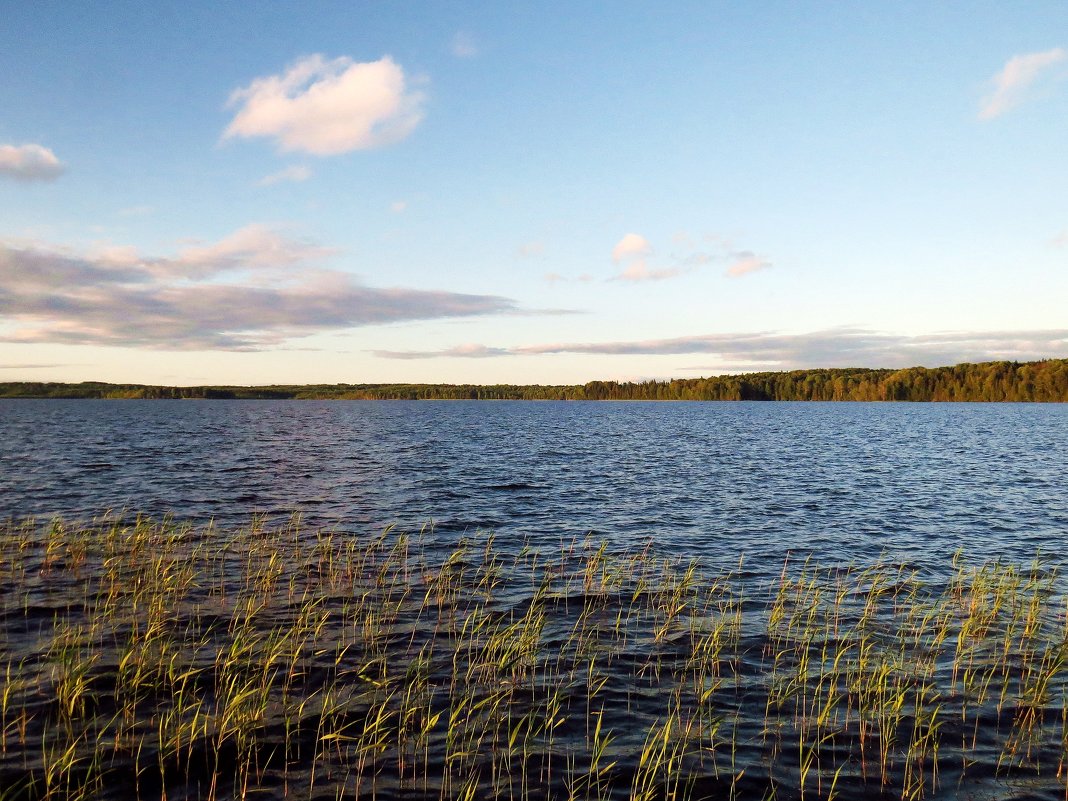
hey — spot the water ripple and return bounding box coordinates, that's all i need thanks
[1,399,1066,582]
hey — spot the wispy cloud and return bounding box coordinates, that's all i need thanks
[0,228,518,350]
[165,224,332,277]
[375,343,511,360]
[619,263,683,282]
[726,251,772,278]
[518,241,545,259]
[451,32,478,59]
[389,200,408,213]
[224,54,426,155]
[980,47,1066,120]
[0,363,68,370]
[258,165,312,186]
[0,144,65,182]
[118,205,154,217]
[72,223,332,280]
[374,328,1068,370]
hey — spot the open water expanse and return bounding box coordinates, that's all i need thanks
[2,403,1068,580]
[4,399,1068,801]
[2,398,1066,576]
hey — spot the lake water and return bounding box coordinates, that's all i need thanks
[2,399,1066,578]
[5,399,1068,800]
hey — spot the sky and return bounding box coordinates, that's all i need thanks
[1,1,1066,386]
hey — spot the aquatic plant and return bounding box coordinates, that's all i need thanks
[0,514,1067,800]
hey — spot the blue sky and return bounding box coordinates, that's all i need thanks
[1,1,1066,385]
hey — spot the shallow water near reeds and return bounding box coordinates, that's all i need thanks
[2,400,1067,579]
[2,399,1068,800]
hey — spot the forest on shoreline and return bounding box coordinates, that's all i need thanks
[2,358,1067,402]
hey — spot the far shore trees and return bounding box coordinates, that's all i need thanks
[2,358,1067,402]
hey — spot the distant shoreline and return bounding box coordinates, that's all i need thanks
[2,358,1066,402]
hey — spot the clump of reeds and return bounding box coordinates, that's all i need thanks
[0,515,1066,800]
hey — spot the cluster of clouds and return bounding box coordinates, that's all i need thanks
[0,46,499,353]
[0,226,517,350]
[3,44,1063,190]
[1,51,433,190]
[374,328,1068,371]
[536,233,773,286]
[4,44,1067,369]
[610,233,674,281]
[608,232,771,283]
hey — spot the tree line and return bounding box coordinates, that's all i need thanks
[1,359,1066,402]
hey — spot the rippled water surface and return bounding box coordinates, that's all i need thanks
[4,399,1068,800]
[2,399,1066,573]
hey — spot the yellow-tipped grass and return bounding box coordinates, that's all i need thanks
[1,514,1067,800]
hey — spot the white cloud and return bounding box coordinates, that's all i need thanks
[611,233,652,262]
[1052,230,1068,248]
[979,47,1066,120]
[224,54,426,155]
[258,165,312,186]
[0,144,65,182]
[390,200,408,213]
[451,32,478,59]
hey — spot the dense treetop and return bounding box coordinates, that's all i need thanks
[1,359,1066,402]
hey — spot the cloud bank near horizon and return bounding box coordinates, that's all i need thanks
[373,328,1068,372]
[0,227,518,350]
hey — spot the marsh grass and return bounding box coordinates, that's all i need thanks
[1,515,1067,800]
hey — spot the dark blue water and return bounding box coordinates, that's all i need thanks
[1,400,1066,578]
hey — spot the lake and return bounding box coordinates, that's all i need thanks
[3,399,1068,800]
[2,399,1066,577]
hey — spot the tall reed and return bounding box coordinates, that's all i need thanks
[1,515,1067,800]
